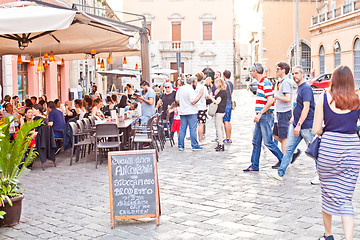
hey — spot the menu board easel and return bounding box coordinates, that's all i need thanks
[108,150,160,228]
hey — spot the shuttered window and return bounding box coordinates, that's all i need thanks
[203,22,212,41]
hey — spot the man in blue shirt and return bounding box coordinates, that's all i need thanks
[270,65,315,181]
[136,81,156,126]
[47,101,66,138]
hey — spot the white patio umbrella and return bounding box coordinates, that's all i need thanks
[0,1,140,60]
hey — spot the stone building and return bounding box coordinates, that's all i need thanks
[309,0,360,87]
[252,0,318,78]
[122,0,235,82]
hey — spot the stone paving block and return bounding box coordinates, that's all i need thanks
[36,231,61,239]
[206,232,238,240]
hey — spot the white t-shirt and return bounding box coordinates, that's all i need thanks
[175,85,198,115]
[195,83,208,111]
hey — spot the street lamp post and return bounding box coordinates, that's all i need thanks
[296,0,300,65]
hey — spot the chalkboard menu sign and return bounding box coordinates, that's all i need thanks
[108,150,160,228]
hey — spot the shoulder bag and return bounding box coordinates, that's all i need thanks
[305,136,321,160]
[208,102,218,117]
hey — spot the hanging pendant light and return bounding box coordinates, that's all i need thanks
[17,54,23,64]
[49,51,55,62]
[44,60,49,68]
[123,57,127,64]
[135,63,138,70]
[61,58,65,67]
[100,59,105,69]
[107,52,113,64]
[44,52,49,59]
[30,56,35,66]
[91,48,96,58]
[37,58,44,72]
[97,58,101,65]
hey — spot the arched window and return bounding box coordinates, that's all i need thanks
[289,42,311,75]
[334,41,341,68]
[354,38,360,88]
[301,43,311,75]
[320,46,325,74]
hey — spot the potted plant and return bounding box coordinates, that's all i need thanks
[0,117,41,227]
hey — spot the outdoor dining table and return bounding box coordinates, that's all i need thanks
[116,117,137,150]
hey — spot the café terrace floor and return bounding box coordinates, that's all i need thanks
[1,89,360,240]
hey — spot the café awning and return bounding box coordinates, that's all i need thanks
[0,1,140,60]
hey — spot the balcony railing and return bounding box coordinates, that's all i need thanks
[159,41,195,52]
[311,0,360,26]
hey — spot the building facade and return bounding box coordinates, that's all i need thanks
[309,0,360,87]
[252,0,318,78]
[122,0,235,82]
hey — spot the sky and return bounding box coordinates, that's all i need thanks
[106,0,258,44]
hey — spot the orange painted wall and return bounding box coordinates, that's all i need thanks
[261,1,317,77]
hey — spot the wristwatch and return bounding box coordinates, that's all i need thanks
[297,122,302,126]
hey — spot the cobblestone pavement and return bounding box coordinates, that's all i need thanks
[1,89,360,240]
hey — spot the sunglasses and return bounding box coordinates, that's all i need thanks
[165,86,171,88]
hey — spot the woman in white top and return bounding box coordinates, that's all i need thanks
[91,98,105,120]
[74,99,86,120]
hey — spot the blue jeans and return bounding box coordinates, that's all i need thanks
[178,114,199,149]
[278,124,315,177]
[251,113,283,170]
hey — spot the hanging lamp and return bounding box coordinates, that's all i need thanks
[107,52,113,64]
[135,63,139,70]
[17,54,23,64]
[61,58,65,67]
[100,59,105,69]
[37,58,44,72]
[44,52,49,59]
[97,58,101,65]
[49,51,55,62]
[30,56,35,66]
[123,57,127,64]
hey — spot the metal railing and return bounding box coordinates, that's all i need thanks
[159,41,195,52]
[311,1,360,26]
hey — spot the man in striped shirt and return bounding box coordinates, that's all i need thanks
[243,63,283,172]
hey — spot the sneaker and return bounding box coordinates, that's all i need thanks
[198,141,207,146]
[243,165,259,172]
[223,139,232,144]
[192,146,203,151]
[272,171,284,181]
[318,234,334,240]
[186,137,191,140]
[211,138,218,142]
[310,175,320,185]
[178,148,184,151]
[271,161,281,169]
[55,148,61,155]
[291,149,301,164]
[202,134,206,139]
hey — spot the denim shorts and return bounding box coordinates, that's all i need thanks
[222,104,232,122]
[272,110,292,139]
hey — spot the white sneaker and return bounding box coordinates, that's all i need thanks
[310,175,320,185]
[178,148,184,151]
[266,170,284,181]
[198,141,207,146]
